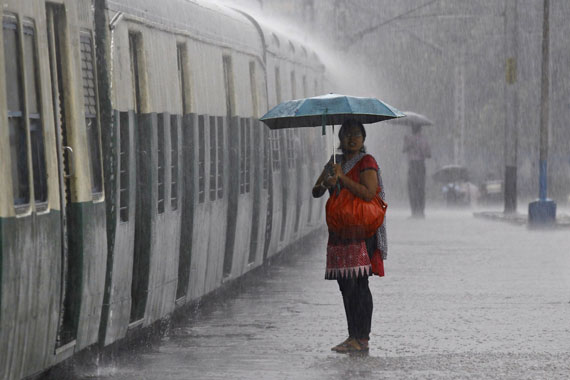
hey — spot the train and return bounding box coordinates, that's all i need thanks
[0,1,329,379]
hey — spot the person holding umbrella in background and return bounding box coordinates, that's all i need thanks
[401,113,433,218]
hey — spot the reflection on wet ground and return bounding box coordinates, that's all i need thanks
[45,209,570,379]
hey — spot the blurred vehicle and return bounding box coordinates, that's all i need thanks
[434,165,476,207]
[441,181,479,207]
[479,179,504,205]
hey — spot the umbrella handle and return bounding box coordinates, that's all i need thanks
[332,125,336,165]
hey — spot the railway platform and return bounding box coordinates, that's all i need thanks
[46,209,570,380]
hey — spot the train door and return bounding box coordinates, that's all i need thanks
[46,2,80,348]
[222,55,237,277]
[248,62,261,264]
[175,43,192,301]
[128,31,151,324]
[248,119,261,264]
[279,129,291,244]
[262,125,273,261]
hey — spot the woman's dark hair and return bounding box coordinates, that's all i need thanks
[339,118,366,140]
[338,118,367,153]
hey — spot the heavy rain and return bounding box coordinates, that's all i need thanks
[230,0,570,210]
[1,1,569,380]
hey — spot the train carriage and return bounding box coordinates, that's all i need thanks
[0,1,108,379]
[98,0,269,338]
[0,0,326,379]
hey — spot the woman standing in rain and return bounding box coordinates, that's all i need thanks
[312,118,387,353]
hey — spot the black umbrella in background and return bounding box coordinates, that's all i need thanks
[432,165,469,183]
[388,111,433,128]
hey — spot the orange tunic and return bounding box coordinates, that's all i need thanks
[325,155,385,279]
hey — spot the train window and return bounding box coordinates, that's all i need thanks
[170,115,179,210]
[272,66,282,173]
[216,116,224,199]
[222,55,235,116]
[128,32,144,114]
[176,44,190,114]
[249,61,258,118]
[198,115,205,203]
[80,32,103,197]
[286,129,295,170]
[270,130,280,171]
[239,119,245,194]
[239,118,251,194]
[119,112,130,222]
[23,23,48,205]
[274,66,281,104]
[296,129,304,163]
[157,114,165,214]
[290,70,296,99]
[4,17,30,207]
[209,116,217,201]
[245,120,251,193]
[263,127,269,190]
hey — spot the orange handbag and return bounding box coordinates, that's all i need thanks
[326,188,387,240]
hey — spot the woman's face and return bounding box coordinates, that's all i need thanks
[340,125,364,153]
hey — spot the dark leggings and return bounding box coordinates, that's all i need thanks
[337,275,373,340]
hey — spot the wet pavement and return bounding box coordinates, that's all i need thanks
[48,209,570,379]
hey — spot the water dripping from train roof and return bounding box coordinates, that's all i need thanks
[215,0,386,98]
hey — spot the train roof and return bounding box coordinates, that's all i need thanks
[255,21,323,68]
[106,0,263,56]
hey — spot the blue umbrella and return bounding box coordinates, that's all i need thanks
[260,93,404,163]
[260,93,405,132]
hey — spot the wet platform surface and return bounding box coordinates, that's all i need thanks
[48,209,570,379]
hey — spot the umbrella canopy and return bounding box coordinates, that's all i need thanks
[432,165,469,183]
[260,93,405,130]
[389,111,433,128]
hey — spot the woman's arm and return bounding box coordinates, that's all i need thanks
[333,164,378,201]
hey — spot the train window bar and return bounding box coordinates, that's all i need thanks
[80,31,104,200]
[239,118,245,194]
[119,112,130,222]
[245,119,251,193]
[262,126,269,190]
[209,116,217,201]
[197,115,205,203]
[4,15,31,211]
[216,116,224,199]
[170,114,179,210]
[157,114,165,214]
